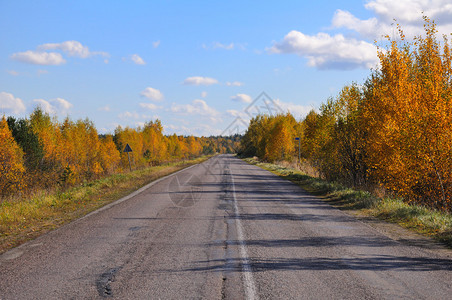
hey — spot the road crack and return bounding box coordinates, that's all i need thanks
[96,267,121,297]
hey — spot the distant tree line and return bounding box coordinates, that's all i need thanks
[0,108,240,196]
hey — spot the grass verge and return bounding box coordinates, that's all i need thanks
[0,156,211,254]
[243,157,452,248]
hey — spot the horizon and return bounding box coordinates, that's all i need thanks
[1,0,451,136]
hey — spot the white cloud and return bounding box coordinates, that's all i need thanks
[269,0,452,70]
[226,81,243,86]
[163,123,222,136]
[11,41,108,65]
[170,99,221,122]
[0,92,26,114]
[213,42,234,50]
[203,42,246,51]
[98,105,110,112]
[33,98,72,115]
[201,91,207,98]
[139,103,161,110]
[226,109,250,120]
[37,69,48,75]
[153,40,161,48]
[365,0,452,24]
[269,30,379,70]
[118,111,140,119]
[274,99,313,119]
[140,87,163,101]
[131,54,146,65]
[183,76,219,86]
[11,51,66,65]
[332,1,452,39]
[135,121,146,128]
[332,9,381,38]
[53,98,72,111]
[231,93,252,103]
[38,40,108,58]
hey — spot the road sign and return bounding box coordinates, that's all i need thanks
[123,143,132,152]
[295,137,301,163]
[123,144,133,171]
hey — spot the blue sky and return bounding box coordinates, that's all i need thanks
[1,0,451,136]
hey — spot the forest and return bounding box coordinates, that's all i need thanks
[240,18,452,212]
[0,108,239,197]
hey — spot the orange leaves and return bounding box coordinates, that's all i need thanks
[241,113,298,163]
[0,117,26,195]
[264,114,297,162]
[2,109,234,198]
[241,17,452,211]
[363,17,452,210]
[99,135,120,174]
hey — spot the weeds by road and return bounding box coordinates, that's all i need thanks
[244,157,452,248]
[0,156,211,253]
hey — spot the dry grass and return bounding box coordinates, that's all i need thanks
[0,156,211,253]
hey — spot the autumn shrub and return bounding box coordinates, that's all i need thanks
[0,117,26,196]
[362,17,452,211]
[1,108,238,197]
[240,17,452,211]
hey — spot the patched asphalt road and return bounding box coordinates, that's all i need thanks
[1,154,451,299]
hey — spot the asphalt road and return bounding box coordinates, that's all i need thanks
[1,154,451,299]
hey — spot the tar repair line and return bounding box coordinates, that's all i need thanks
[230,170,259,300]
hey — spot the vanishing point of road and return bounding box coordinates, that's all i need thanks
[1,155,451,299]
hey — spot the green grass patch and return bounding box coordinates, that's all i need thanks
[0,156,211,253]
[243,157,452,248]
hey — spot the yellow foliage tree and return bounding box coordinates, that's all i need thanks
[363,17,452,209]
[0,117,26,195]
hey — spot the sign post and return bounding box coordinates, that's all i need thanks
[295,137,300,165]
[123,143,133,172]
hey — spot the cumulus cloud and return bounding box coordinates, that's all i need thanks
[332,9,381,38]
[226,109,250,119]
[0,92,26,114]
[118,111,140,120]
[33,98,73,115]
[273,99,313,119]
[131,54,146,65]
[164,123,222,136]
[201,91,208,98]
[332,0,452,39]
[269,0,452,70]
[11,41,108,65]
[153,40,161,48]
[139,103,161,110]
[269,30,379,70]
[365,0,452,24]
[170,99,221,122]
[38,40,108,58]
[183,76,219,86]
[226,81,243,86]
[11,51,66,65]
[140,87,163,101]
[231,93,252,103]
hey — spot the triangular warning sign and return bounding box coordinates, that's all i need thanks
[123,143,132,152]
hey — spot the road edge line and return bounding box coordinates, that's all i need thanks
[230,167,258,300]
